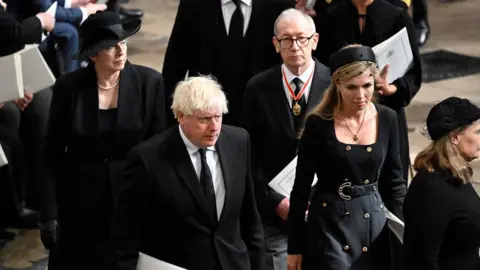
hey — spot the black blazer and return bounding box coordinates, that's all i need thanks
[403,168,480,270]
[288,104,406,254]
[40,61,166,222]
[162,0,293,126]
[109,125,265,270]
[241,59,330,223]
[0,5,42,56]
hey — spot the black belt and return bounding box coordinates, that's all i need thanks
[336,181,378,200]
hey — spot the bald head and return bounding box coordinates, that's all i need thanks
[274,8,316,37]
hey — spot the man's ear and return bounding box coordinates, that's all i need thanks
[272,37,281,53]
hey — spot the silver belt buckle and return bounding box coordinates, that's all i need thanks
[338,182,352,200]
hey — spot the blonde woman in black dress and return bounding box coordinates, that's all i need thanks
[287,45,406,270]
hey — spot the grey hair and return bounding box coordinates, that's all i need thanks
[273,8,316,36]
[171,75,229,119]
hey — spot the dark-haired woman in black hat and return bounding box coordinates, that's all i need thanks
[403,97,480,270]
[38,11,166,269]
[287,45,406,270]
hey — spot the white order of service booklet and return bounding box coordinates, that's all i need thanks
[0,45,56,103]
[137,252,186,270]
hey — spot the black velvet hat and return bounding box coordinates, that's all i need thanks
[426,97,480,140]
[329,46,377,75]
[76,11,141,58]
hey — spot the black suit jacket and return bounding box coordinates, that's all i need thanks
[40,61,166,223]
[0,5,42,56]
[403,168,480,270]
[241,59,330,224]
[162,0,293,127]
[110,125,265,270]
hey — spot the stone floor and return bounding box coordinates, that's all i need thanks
[1,0,480,268]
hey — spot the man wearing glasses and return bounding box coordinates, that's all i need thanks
[162,0,293,127]
[241,8,330,270]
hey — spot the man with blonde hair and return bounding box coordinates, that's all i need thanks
[110,75,265,270]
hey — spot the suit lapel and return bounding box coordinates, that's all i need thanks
[305,60,331,114]
[215,131,232,223]
[73,65,99,137]
[270,65,295,139]
[115,62,143,134]
[171,128,216,225]
[245,0,260,38]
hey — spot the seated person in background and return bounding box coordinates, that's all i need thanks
[0,102,38,236]
[0,0,54,56]
[0,0,54,227]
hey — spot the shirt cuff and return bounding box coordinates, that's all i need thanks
[79,7,89,25]
[64,0,72,8]
[35,14,44,28]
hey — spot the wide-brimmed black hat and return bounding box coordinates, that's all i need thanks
[426,97,480,140]
[76,11,141,58]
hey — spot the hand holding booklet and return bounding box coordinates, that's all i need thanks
[137,252,186,270]
[372,27,413,83]
[0,45,56,103]
[42,2,58,41]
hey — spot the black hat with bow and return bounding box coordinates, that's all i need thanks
[76,10,141,58]
[426,96,480,140]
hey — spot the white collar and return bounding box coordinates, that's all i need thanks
[179,126,215,155]
[283,59,316,85]
[221,0,252,6]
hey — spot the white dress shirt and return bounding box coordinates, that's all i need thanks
[221,0,252,36]
[281,59,316,108]
[179,126,225,220]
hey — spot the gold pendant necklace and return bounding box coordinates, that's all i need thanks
[344,108,367,142]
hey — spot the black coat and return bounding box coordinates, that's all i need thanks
[403,168,480,270]
[109,125,265,270]
[40,62,166,269]
[162,0,293,126]
[0,5,42,56]
[288,104,406,269]
[241,59,330,227]
[315,0,422,179]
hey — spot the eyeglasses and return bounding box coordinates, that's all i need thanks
[275,34,315,49]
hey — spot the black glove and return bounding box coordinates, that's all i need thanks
[40,220,58,250]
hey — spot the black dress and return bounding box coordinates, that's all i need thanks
[314,0,422,180]
[403,168,480,270]
[40,63,166,270]
[288,104,406,270]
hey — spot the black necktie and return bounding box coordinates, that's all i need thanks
[198,148,218,221]
[229,0,244,49]
[292,77,307,134]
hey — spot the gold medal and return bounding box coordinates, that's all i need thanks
[293,102,301,116]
